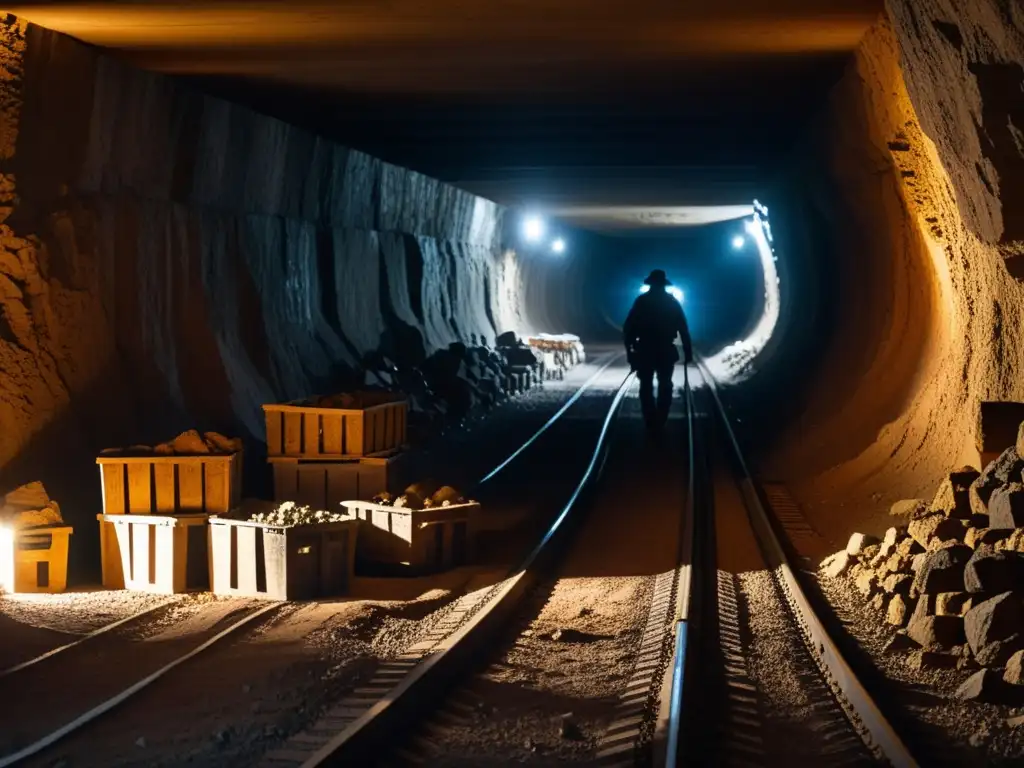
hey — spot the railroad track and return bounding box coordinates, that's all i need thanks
[683,360,918,768]
[285,356,921,768]
[0,353,627,768]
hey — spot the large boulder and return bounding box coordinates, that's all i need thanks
[965,592,1024,667]
[931,468,980,520]
[989,484,1024,530]
[908,512,964,549]
[887,593,911,626]
[964,547,1024,594]
[906,597,965,650]
[956,669,1007,702]
[976,448,1024,504]
[911,545,972,596]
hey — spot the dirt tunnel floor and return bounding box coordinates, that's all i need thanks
[386,382,691,765]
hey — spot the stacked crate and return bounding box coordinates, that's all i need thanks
[263,393,410,511]
[96,451,242,593]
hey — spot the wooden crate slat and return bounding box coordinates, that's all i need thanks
[101,463,126,515]
[153,463,177,514]
[126,463,152,514]
[204,460,230,516]
[284,412,303,455]
[303,412,320,456]
[344,414,363,458]
[266,409,284,455]
[178,461,205,513]
[322,412,343,454]
[326,464,359,505]
[236,525,259,594]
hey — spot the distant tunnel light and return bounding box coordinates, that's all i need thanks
[523,215,545,242]
[551,238,566,254]
[732,235,746,249]
[639,284,684,304]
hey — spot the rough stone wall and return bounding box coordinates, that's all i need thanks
[0,18,533,568]
[762,12,1024,546]
[886,0,1024,246]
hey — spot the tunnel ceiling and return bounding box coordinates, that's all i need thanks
[9,0,883,230]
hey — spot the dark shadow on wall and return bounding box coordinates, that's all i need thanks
[970,61,1024,242]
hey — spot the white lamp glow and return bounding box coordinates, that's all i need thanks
[523,215,545,242]
[551,238,566,254]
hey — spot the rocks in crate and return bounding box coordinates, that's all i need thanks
[382,482,471,510]
[103,429,242,456]
[245,500,351,527]
[0,481,63,528]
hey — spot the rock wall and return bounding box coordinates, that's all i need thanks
[757,9,1024,547]
[0,17,540,572]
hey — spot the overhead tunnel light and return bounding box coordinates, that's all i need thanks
[551,238,566,254]
[732,235,745,249]
[523,215,545,242]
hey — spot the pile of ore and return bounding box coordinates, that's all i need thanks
[100,429,243,456]
[359,332,584,425]
[371,482,470,510]
[822,426,1024,702]
[0,481,63,529]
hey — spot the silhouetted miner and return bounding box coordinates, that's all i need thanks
[623,270,694,429]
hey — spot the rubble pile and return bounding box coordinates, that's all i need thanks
[821,423,1024,702]
[358,332,584,425]
[0,481,63,529]
[371,482,471,510]
[100,430,243,456]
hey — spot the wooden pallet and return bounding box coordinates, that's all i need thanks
[263,398,408,459]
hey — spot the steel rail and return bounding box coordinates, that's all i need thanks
[697,360,918,768]
[477,352,621,485]
[0,596,179,679]
[651,362,700,768]
[0,602,281,767]
[301,370,635,767]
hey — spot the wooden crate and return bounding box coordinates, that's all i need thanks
[263,397,408,459]
[341,499,479,573]
[268,453,410,510]
[208,516,359,600]
[0,524,73,594]
[97,513,209,593]
[96,453,243,516]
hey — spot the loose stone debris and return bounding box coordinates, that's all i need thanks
[821,422,1024,705]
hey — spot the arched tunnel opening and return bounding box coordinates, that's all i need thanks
[2,1,1024,764]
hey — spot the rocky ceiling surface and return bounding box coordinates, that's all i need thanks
[8,0,883,228]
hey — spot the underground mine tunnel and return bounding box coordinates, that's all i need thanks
[2,0,1024,765]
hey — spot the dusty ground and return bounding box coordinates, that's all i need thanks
[391,387,689,765]
[0,589,172,670]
